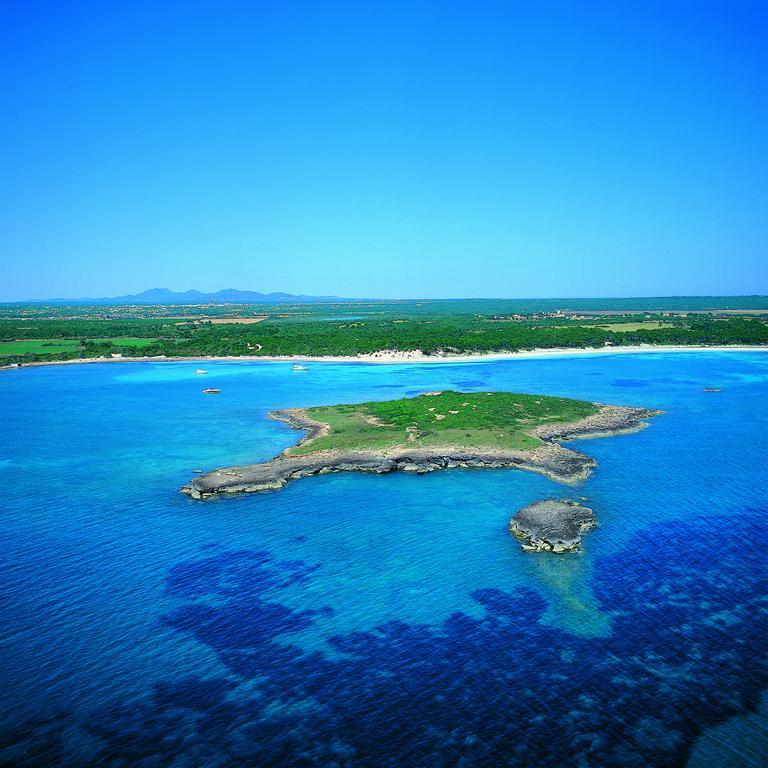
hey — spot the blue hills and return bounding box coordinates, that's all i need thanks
[16,288,355,305]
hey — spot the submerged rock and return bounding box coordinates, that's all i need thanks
[510,499,596,553]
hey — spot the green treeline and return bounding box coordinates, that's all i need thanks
[1,308,767,365]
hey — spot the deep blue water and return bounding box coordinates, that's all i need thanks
[0,352,766,767]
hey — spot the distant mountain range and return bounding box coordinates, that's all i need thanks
[6,290,768,310]
[13,288,357,305]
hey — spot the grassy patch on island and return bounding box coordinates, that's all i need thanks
[287,390,599,456]
[0,339,83,355]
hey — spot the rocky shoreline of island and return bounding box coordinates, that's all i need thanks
[180,404,661,499]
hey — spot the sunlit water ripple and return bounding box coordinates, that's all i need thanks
[0,352,766,766]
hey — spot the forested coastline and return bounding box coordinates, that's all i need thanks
[2,305,767,365]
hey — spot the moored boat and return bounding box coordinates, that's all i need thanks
[292,364,309,371]
[194,369,207,374]
[202,387,221,394]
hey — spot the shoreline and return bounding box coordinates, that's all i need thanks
[181,404,662,499]
[2,344,767,372]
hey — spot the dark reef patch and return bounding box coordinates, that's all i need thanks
[6,514,767,767]
[611,378,651,388]
[452,379,488,389]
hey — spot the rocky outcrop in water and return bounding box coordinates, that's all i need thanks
[181,404,661,500]
[509,499,596,553]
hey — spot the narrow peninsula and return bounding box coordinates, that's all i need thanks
[181,391,660,499]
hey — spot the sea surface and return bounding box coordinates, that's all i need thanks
[0,352,766,767]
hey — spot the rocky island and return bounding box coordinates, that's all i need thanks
[181,391,661,499]
[510,499,597,552]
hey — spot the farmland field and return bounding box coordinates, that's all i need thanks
[586,322,676,332]
[87,337,159,347]
[0,339,82,355]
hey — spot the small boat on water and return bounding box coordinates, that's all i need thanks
[292,364,309,371]
[202,387,221,394]
[194,369,207,375]
[703,387,723,392]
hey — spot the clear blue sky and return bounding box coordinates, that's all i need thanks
[1,1,766,300]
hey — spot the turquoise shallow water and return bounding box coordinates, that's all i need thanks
[0,352,766,767]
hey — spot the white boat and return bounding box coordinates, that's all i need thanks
[202,387,221,394]
[292,364,309,371]
[194,369,207,374]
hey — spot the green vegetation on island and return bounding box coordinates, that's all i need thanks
[1,297,768,365]
[182,391,660,498]
[289,391,600,456]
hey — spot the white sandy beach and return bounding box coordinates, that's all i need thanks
[2,344,767,371]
